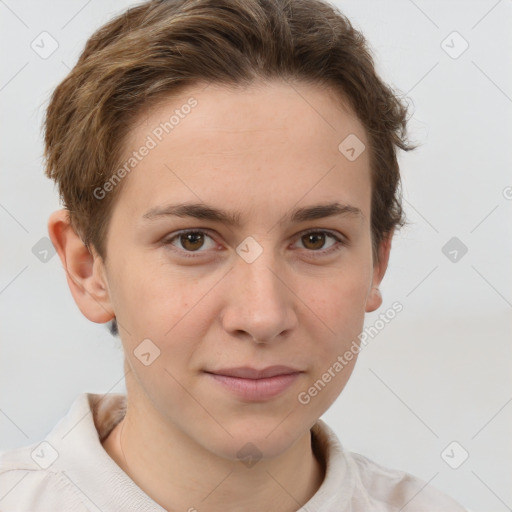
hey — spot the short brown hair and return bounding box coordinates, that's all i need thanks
[44,0,415,264]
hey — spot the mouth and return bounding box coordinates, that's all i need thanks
[204,366,303,401]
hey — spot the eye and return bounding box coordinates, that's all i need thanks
[163,230,217,254]
[294,230,345,254]
[162,228,346,259]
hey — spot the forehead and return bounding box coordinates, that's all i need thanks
[113,80,371,225]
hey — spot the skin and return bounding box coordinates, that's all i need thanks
[48,79,392,511]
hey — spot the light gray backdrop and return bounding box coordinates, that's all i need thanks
[1,1,511,510]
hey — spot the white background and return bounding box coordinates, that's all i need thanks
[1,1,511,510]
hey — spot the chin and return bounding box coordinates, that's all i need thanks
[200,414,312,463]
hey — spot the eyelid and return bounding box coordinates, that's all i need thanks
[297,227,345,243]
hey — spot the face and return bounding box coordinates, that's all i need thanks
[66,80,389,460]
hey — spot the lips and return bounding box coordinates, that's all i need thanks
[206,365,301,379]
[204,366,303,401]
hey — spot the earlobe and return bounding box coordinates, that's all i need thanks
[365,285,382,313]
[48,209,114,324]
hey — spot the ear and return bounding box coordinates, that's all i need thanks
[365,230,394,313]
[48,209,114,323]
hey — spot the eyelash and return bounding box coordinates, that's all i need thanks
[162,228,347,259]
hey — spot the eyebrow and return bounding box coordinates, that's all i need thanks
[142,201,363,226]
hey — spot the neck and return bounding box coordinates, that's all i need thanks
[102,399,325,512]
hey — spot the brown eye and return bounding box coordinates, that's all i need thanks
[301,232,327,250]
[295,230,344,255]
[179,232,205,251]
[164,230,216,254]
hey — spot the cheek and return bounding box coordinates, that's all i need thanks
[305,264,371,330]
[298,262,372,382]
[110,260,224,370]
[111,256,198,324]
[297,276,368,416]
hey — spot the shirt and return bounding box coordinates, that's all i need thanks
[0,393,469,511]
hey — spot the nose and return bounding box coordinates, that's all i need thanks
[220,252,298,344]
